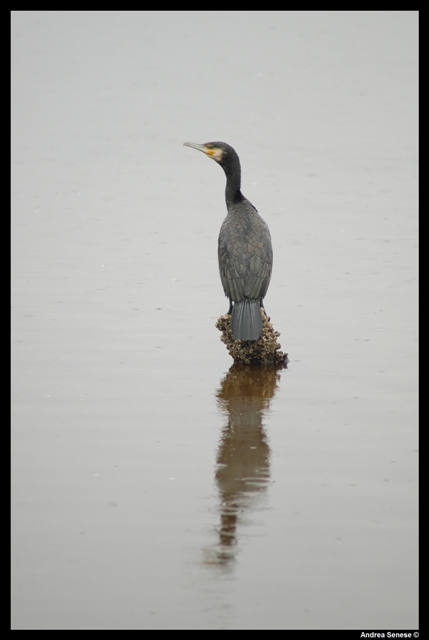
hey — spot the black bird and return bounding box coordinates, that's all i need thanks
[184,141,273,341]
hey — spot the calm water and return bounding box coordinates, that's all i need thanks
[11,11,418,629]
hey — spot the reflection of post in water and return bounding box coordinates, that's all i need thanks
[205,362,286,567]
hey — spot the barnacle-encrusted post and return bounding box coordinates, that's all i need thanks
[216,308,288,365]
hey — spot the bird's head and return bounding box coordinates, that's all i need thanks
[183,141,236,166]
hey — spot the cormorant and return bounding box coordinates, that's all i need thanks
[184,141,273,341]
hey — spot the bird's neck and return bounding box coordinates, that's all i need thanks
[225,186,244,207]
[224,162,243,207]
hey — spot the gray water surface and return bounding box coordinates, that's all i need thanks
[11,11,418,630]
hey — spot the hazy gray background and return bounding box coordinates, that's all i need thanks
[12,11,418,630]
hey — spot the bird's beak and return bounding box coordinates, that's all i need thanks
[183,141,212,155]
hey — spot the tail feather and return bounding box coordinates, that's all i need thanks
[230,301,263,341]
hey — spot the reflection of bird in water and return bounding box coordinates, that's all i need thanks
[184,141,273,341]
[204,363,284,567]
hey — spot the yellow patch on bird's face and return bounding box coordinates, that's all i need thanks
[205,146,224,162]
